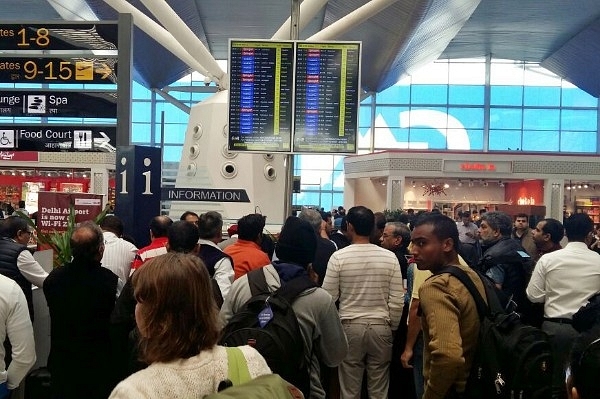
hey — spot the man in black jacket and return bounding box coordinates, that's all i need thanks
[43,221,118,399]
[478,211,534,317]
[0,216,47,320]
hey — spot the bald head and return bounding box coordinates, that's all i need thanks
[71,221,104,262]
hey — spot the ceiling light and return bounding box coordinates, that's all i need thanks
[584,183,589,188]
[457,180,463,187]
[443,183,450,189]
[411,180,416,188]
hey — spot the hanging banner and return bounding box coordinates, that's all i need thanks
[37,191,103,234]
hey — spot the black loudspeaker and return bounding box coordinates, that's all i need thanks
[293,176,301,193]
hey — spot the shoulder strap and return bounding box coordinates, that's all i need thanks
[247,268,269,297]
[437,266,488,319]
[225,347,252,386]
[275,275,317,304]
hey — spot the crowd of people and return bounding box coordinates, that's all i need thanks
[0,204,598,399]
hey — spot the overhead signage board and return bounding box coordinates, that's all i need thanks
[0,57,116,84]
[0,23,118,51]
[0,125,116,152]
[228,40,294,152]
[227,39,361,154]
[293,42,360,154]
[0,91,117,117]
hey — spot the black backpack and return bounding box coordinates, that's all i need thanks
[437,266,552,399]
[219,268,316,397]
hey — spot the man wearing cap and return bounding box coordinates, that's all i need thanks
[218,224,238,250]
[0,216,48,320]
[221,216,348,399]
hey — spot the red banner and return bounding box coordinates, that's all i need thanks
[37,192,103,234]
[0,151,39,162]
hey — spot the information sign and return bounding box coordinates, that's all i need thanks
[293,42,360,154]
[228,40,294,152]
[0,57,116,84]
[0,91,117,117]
[0,23,118,51]
[0,125,116,152]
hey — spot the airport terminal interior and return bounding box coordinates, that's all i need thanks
[1,1,600,399]
[1,0,600,220]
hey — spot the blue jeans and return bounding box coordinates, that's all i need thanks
[0,382,9,399]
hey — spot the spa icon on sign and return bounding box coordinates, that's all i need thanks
[26,95,47,114]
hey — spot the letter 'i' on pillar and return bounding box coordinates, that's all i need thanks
[115,146,162,247]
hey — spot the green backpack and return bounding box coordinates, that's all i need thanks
[203,347,304,399]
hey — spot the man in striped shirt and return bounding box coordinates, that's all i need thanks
[322,206,404,399]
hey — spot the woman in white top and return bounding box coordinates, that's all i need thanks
[109,252,270,399]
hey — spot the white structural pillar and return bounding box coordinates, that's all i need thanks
[90,167,110,207]
[103,0,214,80]
[544,179,565,220]
[138,0,227,88]
[387,177,404,211]
[272,0,330,39]
[308,0,400,41]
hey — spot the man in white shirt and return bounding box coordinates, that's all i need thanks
[196,211,234,301]
[456,211,478,245]
[0,274,36,393]
[99,215,138,284]
[526,213,600,399]
[0,216,48,320]
[322,206,404,399]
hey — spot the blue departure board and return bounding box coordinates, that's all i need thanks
[228,39,361,154]
[293,42,360,154]
[228,40,294,152]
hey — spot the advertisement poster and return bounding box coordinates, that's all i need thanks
[37,192,103,234]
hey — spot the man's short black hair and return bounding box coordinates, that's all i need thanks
[180,211,198,221]
[0,216,29,239]
[565,213,594,242]
[413,212,460,252]
[515,213,529,221]
[540,218,564,244]
[149,216,173,238]
[100,215,124,236]
[167,220,199,253]
[237,213,266,241]
[197,211,223,240]
[346,206,375,237]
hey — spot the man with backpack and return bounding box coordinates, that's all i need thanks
[477,211,535,322]
[220,216,348,399]
[410,213,486,399]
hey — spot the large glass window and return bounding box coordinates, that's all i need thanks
[120,57,599,211]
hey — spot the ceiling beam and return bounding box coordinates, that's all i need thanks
[139,0,227,89]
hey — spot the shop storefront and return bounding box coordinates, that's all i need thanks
[0,151,115,215]
[343,150,600,222]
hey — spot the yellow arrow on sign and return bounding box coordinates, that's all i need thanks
[94,63,112,79]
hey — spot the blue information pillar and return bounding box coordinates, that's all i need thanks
[114,146,162,247]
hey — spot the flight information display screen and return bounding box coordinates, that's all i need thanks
[293,42,360,154]
[228,40,294,152]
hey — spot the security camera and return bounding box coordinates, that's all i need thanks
[203,76,211,86]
